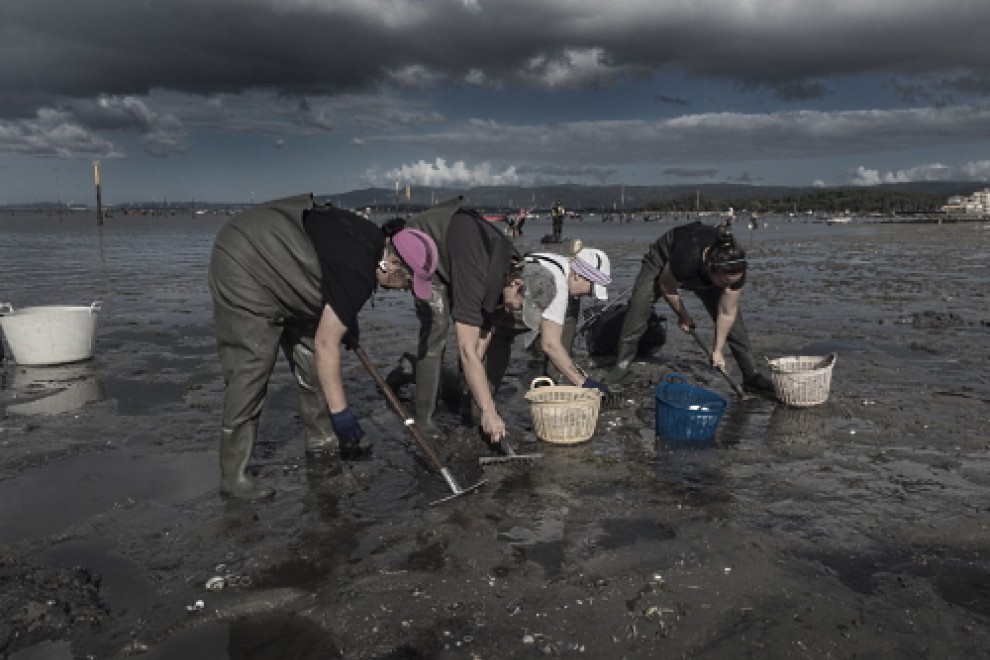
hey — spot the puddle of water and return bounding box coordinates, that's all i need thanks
[141,613,341,660]
[599,518,677,550]
[101,377,190,415]
[935,562,990,617]
[138,621,229,660]
[0,448,216,544]
[808,548,990,617]
[8,640,74,660]
[37,540,159,615]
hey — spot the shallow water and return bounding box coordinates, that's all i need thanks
[1,211,989,659]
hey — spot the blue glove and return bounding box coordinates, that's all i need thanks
[582,378,610,395]
[330,408,365,443]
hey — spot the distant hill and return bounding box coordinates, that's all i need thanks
[8,182,981,214]
[322,182,983,213]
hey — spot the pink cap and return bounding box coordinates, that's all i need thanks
[392,228,439,300]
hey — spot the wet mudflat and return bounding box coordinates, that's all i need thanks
[1,212,988,659]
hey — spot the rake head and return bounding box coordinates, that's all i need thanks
[478,438,544,467]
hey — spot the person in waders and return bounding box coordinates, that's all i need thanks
[481,247,613,402]
[208,194,438,499]
[403,197,531,444]
[550,201,565,242]
[602,220,774,393]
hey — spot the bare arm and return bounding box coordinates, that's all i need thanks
[539,318,585,386]
[658,264,694,332]
[711,288,741,369]
[313,304,350,414]
[455,320,505,442]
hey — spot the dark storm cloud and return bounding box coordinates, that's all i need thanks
[3,0,989,109]
[4,0,990,188]
[1,0,394,100]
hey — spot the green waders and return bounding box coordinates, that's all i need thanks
[413,282,450,435]
[209,195,336,499]
[407,198,462,435]
[282,334,339,454]
[459,310,528,425]
[466,296,580,424]
[607,245,761,385]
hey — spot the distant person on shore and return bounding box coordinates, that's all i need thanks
[208,194,438,499]
[403,198,544,444]
[550,201,565,242]
[603,220,774,394]
[514,207,529,236]
[481,246,613,402]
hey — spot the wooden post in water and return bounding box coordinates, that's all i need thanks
[93,160,103,225]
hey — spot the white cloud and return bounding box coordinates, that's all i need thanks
[850,166,882,186]
[303,111,335,131]
[521,48,638,89]
[0,108,122,159]
[381,158,521,187]
[957,160,990,181]
[366,104,990,168]
[849,160,990,185]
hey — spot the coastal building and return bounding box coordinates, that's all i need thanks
[943,188,990,215]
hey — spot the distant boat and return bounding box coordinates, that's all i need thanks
[827,215,853,225]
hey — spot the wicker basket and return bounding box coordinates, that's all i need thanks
[524,377,602,444]
[766,353,837,407]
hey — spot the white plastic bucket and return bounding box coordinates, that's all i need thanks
[0,302,102,366]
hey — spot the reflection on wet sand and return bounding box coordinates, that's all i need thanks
[1,363,103,416]
[767,404,829,456]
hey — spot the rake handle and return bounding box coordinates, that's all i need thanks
[351,344,448,472]
[687,328,747,399]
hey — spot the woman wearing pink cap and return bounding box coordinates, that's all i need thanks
[208,194,437,499]
[403,198,527,444]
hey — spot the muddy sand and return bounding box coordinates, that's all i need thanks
[1,213,988,659]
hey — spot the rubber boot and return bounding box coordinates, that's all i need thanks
[605,336,638,384]
[298,387,340,455]
[414,355,444,435]
[286,341,340,455]
[219,424,274,500]
[604,273,657,385]
[734,348,774,395]
[385,352,417,392]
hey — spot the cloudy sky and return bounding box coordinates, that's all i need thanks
[3,0,990,204]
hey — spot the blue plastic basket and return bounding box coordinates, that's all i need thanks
[654,373,728,441]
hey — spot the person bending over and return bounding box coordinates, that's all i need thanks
[484,247,613,398]
[208,194,437,499]
[403,199,535,443]
[603,220,773,393]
